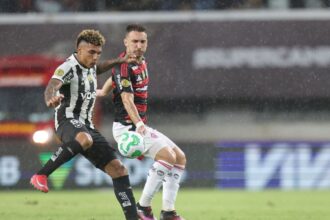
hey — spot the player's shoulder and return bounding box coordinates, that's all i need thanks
[60,54,77,69]
[53,54,76,80]
[112,62,132,75]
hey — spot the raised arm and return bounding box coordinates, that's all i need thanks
[44,78,64,108]
[97,57,123,75]
[96,53,137,75]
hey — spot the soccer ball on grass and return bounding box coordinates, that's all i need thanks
[118,131,145,158]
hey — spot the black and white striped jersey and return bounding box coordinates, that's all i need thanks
[52,54,97,129]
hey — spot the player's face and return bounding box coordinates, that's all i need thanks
[124,31,148,58]
[77,42,102,68]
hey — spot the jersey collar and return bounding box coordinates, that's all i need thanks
[72,53,94,71]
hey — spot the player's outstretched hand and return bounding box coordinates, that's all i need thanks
[46,94,64,108]
[121,53,138,64]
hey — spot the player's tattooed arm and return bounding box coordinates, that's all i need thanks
[44,78,64,108]
[96,53,137,75]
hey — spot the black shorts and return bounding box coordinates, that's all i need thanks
[56,118,117,171]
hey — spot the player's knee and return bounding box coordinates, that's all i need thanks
[173,146,186,166]
[155,147,176,165]
[168,149,177,164]
[75,132,93,150]
[176,151,187,166]
[104,159,128,178]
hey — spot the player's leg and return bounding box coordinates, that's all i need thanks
[160,146,186,220]
[30,119,91,193]
[135,127,181,220]
[104,160,140,220]
[82,128,139,220]
[136,147,174,220]
[150,130,187,220]
[113,123,165,220]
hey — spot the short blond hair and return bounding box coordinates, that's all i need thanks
[76,29,105,47]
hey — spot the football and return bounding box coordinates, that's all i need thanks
[118,131,145,158]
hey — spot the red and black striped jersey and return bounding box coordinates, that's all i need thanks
[112,52,149,125]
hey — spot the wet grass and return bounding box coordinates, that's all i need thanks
[0,189,329,220]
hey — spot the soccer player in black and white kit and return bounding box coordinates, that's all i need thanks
[30,29,141,220]
[98,24,187,220]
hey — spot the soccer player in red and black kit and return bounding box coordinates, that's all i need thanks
[30,29,141,220]
[98,24,187,220]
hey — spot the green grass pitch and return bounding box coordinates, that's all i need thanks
[1,189,330,220]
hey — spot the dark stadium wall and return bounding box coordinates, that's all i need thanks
[1,20,330,101]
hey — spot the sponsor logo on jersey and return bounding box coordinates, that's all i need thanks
[87,74,94,83]
[70,119,83,128]
[80,91,96,100]
[136,75,142,81]
[63,71,74,82]
[121,79,131,88]
[55,69,64,77]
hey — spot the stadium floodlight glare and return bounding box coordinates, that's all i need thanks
[32,129,52,144]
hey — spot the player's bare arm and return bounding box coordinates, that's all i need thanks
[96,53,137,75]
[96,77,113,97]
[44,78,64,108]
[121,91,146,135]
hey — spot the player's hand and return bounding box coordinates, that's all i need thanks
[136,124,147,136]
[121,53,138,64]
[136,120,147,136]
[46,94,64,108]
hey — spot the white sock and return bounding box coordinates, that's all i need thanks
[162,164,185,211]
[139,160,173,207]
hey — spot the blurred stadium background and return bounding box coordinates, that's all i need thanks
[1,0,330,194]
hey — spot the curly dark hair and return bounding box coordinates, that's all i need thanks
[76,29,105,47]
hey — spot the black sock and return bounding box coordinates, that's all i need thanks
[113,175,138,220]
[37,140,83,176]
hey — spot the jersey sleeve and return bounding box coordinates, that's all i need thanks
[52,62,74,84]
[112,63,133,94]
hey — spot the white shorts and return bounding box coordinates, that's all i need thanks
[113,122,178,159]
